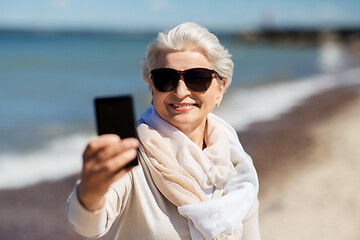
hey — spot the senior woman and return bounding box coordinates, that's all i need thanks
[67,22,260,240]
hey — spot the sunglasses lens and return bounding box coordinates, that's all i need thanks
[151,68,215,92]
[185,68,213,92]
[151,69,179,92]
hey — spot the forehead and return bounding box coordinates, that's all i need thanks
[155,50,212,70]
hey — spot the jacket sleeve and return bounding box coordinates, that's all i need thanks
[67,173,133,238]
[241,199,261,240]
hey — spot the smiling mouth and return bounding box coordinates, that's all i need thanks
[170,103,198,110]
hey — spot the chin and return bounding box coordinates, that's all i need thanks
[170,115,203,130]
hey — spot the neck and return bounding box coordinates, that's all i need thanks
[179,120,207,149]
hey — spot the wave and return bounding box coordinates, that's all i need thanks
[214,67,360,130]
[1,68,359,189]
[0,133,93,189]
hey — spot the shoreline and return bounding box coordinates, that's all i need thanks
[1,83,360,239]
[2,67,360,190]
[237,84,360,196]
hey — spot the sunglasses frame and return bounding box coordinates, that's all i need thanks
[150,67,223,93]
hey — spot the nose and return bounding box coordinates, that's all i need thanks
[173,76,191,97]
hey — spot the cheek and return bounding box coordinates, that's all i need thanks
[151,90,167,107]
[151,86,159,100]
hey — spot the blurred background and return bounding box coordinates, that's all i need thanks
[0,0,359,239]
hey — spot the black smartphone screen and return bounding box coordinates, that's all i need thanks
[94,95,138,166]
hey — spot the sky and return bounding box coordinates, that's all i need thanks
[0,0,359,32]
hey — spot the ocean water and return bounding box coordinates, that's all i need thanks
[0,31,358,189]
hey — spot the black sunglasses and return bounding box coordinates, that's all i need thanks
[151,68,222,92]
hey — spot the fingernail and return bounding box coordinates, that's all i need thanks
[108,135,120,142]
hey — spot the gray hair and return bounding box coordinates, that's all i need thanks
[142,22,234,90]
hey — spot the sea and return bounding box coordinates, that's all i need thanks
[1,31,359,189]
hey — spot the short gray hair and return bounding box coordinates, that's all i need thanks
[142,22,234,90]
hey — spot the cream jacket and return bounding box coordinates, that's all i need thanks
[67,160,261,240]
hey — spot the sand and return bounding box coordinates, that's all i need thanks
[0,84,359,240]
[257,87,360,240]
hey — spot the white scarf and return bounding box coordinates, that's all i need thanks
[136,106,258,240]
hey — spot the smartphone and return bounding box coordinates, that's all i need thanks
[94,95,138,167]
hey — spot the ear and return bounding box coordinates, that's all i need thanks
[150,86,154,105]
[150,84,154,96]
[216,78,227,105]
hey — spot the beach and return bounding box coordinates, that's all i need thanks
[0,81,359,239]
[240,85,360,240]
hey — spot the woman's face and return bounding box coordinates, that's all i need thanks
[151,50,226,134]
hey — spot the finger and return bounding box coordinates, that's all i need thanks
[92,138,139,163]
[83,134,121,160]
[84,135,139,162]
[108,165,136,184]
[96,148,138,176]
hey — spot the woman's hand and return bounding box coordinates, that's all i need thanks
[77,134,139,211]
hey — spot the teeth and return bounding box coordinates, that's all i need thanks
[172,104,193,108]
